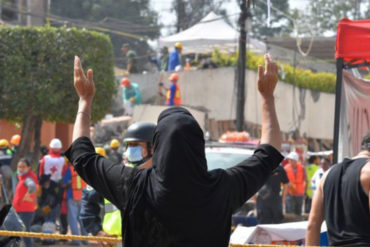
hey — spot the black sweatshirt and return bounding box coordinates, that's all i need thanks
[66,107,283,247]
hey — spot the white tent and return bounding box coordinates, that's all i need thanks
[160,12,265,54]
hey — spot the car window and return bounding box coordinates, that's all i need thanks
[206,147,253,171]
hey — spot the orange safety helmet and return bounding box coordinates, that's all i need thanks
[121,77,130,87]
[10,134,21,146]
[169,73,179,81]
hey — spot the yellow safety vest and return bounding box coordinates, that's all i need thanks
[305,164,319,198]
[103,199,122,237]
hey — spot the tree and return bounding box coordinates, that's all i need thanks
[297,0,370,35]
[50,0,160,68]
[0,26,115,167]
[172,0,231,33]
[250,0,290,39]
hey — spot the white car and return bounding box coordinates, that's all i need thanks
[205,142,257,226]
[205,143,255,171]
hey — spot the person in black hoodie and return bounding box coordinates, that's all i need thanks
[65,54,283,247]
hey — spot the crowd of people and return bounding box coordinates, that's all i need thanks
[256,152,333,225]
[0,53,369,247]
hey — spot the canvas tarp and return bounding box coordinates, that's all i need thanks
[230,221,327,244]
[338,71,370,161]
[335,18,370,64]
[160,12,265,54]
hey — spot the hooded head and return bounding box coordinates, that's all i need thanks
[150,107,210,201]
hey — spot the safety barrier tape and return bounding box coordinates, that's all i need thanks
[0,230,327,246]
[0,230,122,243]
[229,244,302,247]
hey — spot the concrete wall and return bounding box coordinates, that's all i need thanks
[119,67,335,140]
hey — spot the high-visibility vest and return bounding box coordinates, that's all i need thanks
[165,84,182,105]
[285,163,305,196]
[71,167,86,201]
[103,199,122,237]
[305,164,319,198]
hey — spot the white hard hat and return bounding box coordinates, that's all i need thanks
[286,152,299,161]
[49,138,62,149]
[286,151,299,161]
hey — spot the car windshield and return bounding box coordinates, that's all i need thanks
[205,147,253,170]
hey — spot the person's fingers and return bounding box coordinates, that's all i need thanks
[74,56,86,82]
[258,65,264,79]
[74,56,80,79]
[264,53,271,67]
[87,69,93,84]
[275,62,279,74]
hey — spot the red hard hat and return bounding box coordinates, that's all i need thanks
[121,77,130,87]
[169,73,179,81]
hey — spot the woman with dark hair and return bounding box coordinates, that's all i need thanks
[12,158,38,247]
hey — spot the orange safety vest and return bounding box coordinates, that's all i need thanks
[285,163,305,196]
[70,167,86,201]
[165,84,182,105]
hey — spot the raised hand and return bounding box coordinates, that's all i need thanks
[74,56,95,102]
[257,54,278,98]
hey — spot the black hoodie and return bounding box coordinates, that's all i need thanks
[66,106,283,247]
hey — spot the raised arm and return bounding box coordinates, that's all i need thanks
[258,54,281,151]
[68,56,134,209]
[226,54,284,209]
[72,56,95,142]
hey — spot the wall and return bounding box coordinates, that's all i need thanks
[0,120,74,151]
[124,67,335,140]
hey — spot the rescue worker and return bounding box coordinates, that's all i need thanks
[68,54,282,247]
[165,73,182,106]
[80,122,156,246]
[39,138,67,183]
[108,139,122,165]
[121,77,142,116]
[8,134,21,155]
[121,43,138,74]
[168,42,182,71]
[0,139,14,197]
[284,151,307,217]
[61,158,87,245]
[38,138,67,239]
[12,158,37,247]
[305,155,319,213]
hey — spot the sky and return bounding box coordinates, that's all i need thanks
[150,0,309,36]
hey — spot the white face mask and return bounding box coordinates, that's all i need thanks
[17,170,28,176]
[126,146,143,163]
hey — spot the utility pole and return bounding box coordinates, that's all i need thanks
[236,0,251,131]
[175,0,186,32]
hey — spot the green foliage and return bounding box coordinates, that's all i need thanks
[50,0,160,68]
[211,49,238,67]
[211,49,336,93]
[0,26,115,123]
[295,0,370,35]
[172,0,231,32]
[250,0,291,39]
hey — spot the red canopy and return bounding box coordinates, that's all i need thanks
[335,18,370,64]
